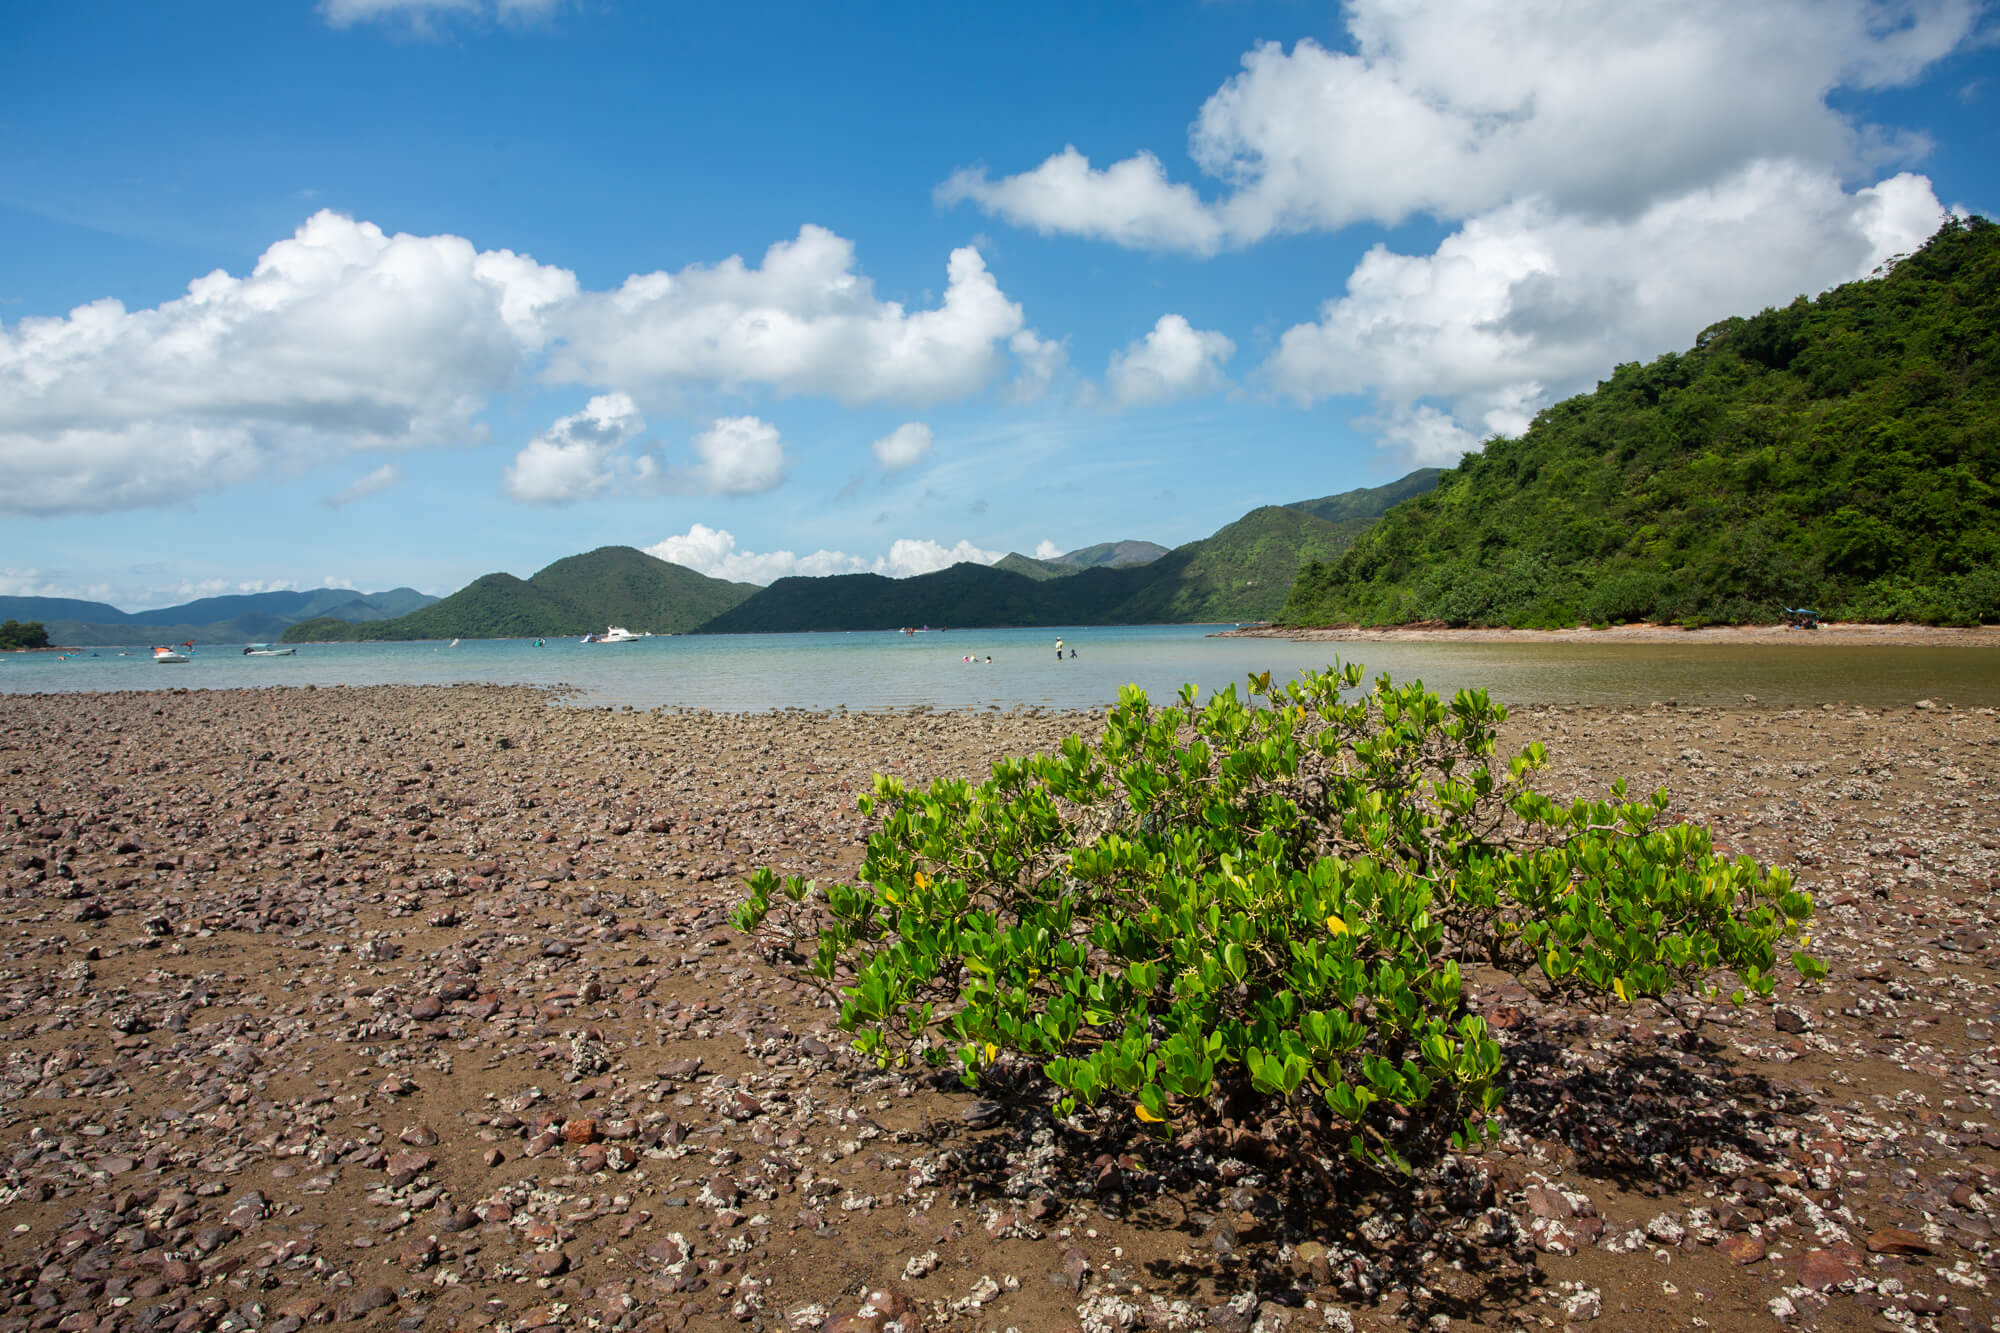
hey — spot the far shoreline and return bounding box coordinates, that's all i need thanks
[1216,620,2000,647]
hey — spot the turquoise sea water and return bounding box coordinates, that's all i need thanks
[4,625,1997,711]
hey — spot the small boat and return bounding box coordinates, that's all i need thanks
[592,625,641,644]
[243,644,296,657]
[153,646,189,664]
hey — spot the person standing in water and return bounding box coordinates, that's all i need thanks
[1055,637,1064,660]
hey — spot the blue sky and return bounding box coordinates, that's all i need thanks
[3,0,1996,608]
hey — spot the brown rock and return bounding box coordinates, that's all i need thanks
[562,1117,600,1144]
[1866,1226,1932,1255]
[1718,1235,1766,1265]
[527,1250,570,1277]
[384,1150,433,1187]
[340,1284,397,1320]
[1799,1245,1863,1291]
[1524,1185,1574,1219]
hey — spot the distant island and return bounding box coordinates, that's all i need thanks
[1284,215,2000,629]
[0,620,51,651]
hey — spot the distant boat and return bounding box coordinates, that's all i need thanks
[592,626,641,644]
[153,646,189,664]
[243,644,296,657]
[449,638,460,648]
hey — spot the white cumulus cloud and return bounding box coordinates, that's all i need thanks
[324,463,404,508]
[682,416,786,495]
[645,526,1002,584]
[1033,540,1064,560]
[943,0,1977,251]
[1107,315,1235,406]
[549,225,1030,405]
[1,214,1042,516]
[871,422,934,471]
[938,148,1228,255]
[318,0,562,30]
[502,393,647,504]
[1266,163,1948,462]
[0,210,575,516]
[1004,329,1068,404]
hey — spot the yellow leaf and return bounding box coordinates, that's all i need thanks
[1325,915,1349,936]
[1613,977,1629,1003]
[1135,1102,1166,1123]
[983,1042,998,1064]
[913,870,930,889]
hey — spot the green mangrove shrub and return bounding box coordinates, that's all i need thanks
[733,662,1821,1170]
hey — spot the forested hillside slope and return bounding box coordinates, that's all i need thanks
[1283,216,2000,628]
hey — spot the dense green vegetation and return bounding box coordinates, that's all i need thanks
[284,546,756,641]
[0,587,436,647]
[1287,468,1443,524]
[1285,217,2000,627]
[737,662,1818,1169]
[0,620,50,650]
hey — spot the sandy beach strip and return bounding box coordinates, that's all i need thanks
[1,684,1997,1331]
[1222,621,2000,647]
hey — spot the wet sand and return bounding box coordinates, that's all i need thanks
[2,685,1998,1331]
[1222,622,2000,647]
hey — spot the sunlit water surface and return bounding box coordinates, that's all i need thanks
[5,626,1997,711]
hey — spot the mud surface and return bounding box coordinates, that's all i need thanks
[2,685,1997,1332]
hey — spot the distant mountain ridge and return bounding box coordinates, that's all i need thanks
[268,470,1438,642]
[702,487,1425,632]
[2,587,437,646]
[995,539,1171,582]
[283,546,757,641]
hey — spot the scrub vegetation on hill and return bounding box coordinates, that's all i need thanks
[1283,216,2000,628]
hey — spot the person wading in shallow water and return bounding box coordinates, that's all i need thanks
[1055,637,1064,660]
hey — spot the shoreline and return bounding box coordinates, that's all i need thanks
[1220,620,2000,646]
[2,684,1997,1330]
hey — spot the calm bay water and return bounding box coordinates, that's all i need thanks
[4,625,1997,711]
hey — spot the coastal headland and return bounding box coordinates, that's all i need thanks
[2,684,1997,1330]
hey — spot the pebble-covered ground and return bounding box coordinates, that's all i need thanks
[1,683,1996,1333]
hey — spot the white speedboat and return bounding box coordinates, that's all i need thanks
[153,646,189,664]
[593,625,641,643]
[243,644,296,657]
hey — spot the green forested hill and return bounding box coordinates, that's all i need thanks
[1287,468,1443,524]
[1112,506,1369,624]
[283,547,756,641]
[1283,216,2000,628]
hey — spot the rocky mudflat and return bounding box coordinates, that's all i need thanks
[1,683,1997,1332]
